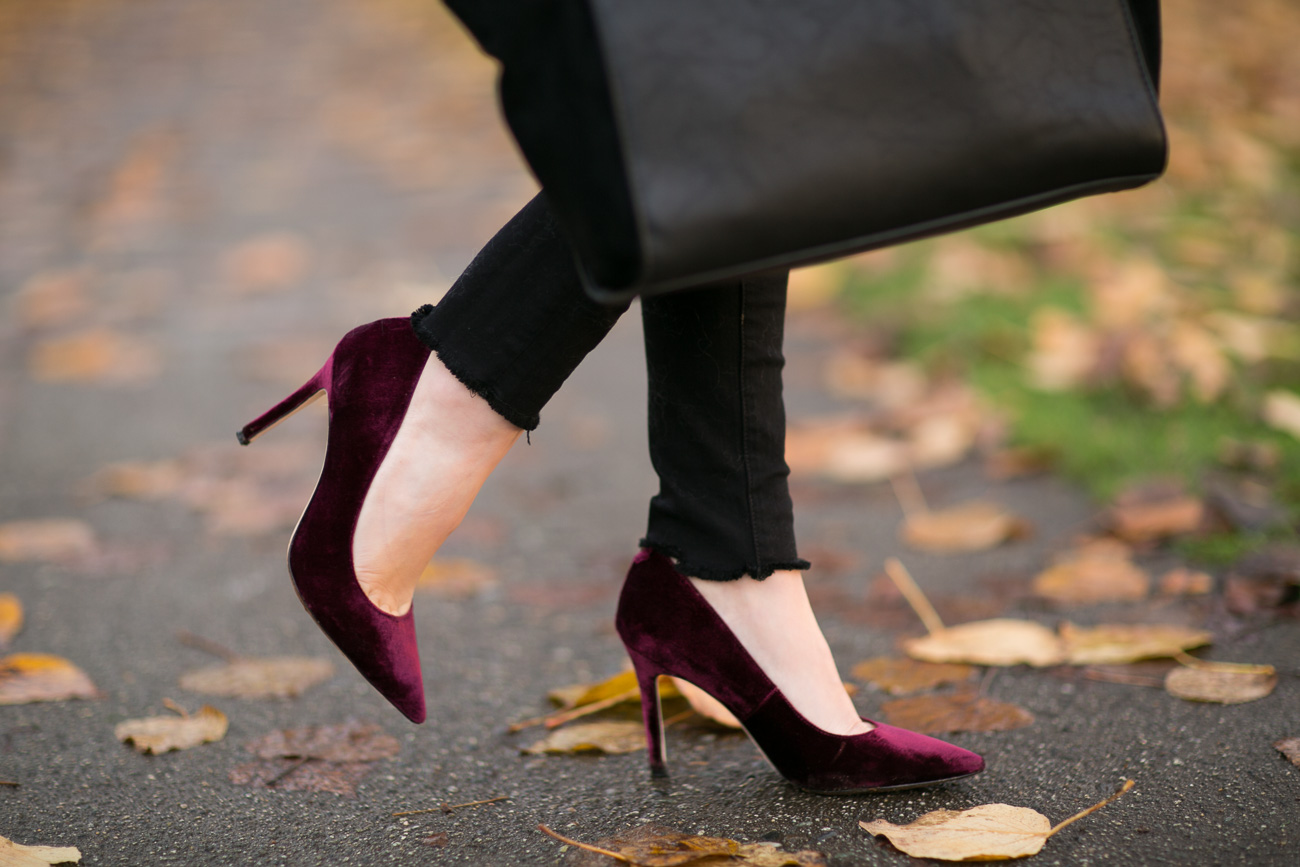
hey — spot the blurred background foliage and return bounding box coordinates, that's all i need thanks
[813,0,1300,561]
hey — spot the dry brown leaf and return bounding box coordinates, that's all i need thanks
[1107,496,1205,542]
[984,447,1055,480]
[245,720,400,762]
[1059,622,1212,665]
[906,413,979,471]
[0,519,97,563]
[115,704,228,754]
[901,501,1028,553]
[11,268,93,330]
[523,720,645,755]
[785,420,910,483]
[415,558,497,599]
[1158,568,1214,596]
[851,657,975,695]
[228,758,374,798]
[904,619,1066,667]
[0,834,81,866]
[84,460,184,501]
[27,328,160,384]
[881,690,1034,734]
[550,823,828,866]
[1026,308,1099,391]
[1274,737,1300,768]
[178,656,333,699]
[1164,667,1277,704]
[1263,390,1300,439]
[222,232,311,294]
[1032,549,1150,604]
[0,593,23,648]
[862,780,1134,861]
[0,653,99,705]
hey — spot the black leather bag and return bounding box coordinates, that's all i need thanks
[446,0,1167,302]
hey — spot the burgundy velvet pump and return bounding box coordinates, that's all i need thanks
[616,550,984,793]
[238,318,429,723]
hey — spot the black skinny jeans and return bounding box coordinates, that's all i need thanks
[412,195,808,580]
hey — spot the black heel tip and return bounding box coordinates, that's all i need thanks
[236,430,251,446]
[650,766,669,779]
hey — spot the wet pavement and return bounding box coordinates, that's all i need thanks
[1,1,1297,864]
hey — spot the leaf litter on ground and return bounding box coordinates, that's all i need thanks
[851,657,975,695]
[900,500,1030,554]
[115,700,228,754]
[1031,539,1150,604]
[1162,652,1277,704]
[228,720,399,797]
[862,779,1135,861]
[0,519,97,564]
[523,721,646,756]
[0,654,99,705]
[1275,737,1300,769]
[415,558,497,599]
[542,823,827,866]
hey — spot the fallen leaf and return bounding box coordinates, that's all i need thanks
[229,720,400,798]
[222,232,311,294]
[1107,494,1205,543]
[862,780,1134,861]
[548,823,828,866]
[0,653,99,704]
[1158,568,1213,596]
[415,558,497,599]
[901,501,1029,553]
[785,420,910,484]
[421,832,450,848]
[904,619,1066,667]
[115,704,228,754]
[1274,737,1300,768]
[1059,622,1212,665]
[1164,667,1276,704]
[0,593,23,647]
[881,690,1034,734]
[245,720,400,762]
[178,656,334,699]
[11,268,93,330]
[0,834,81,866]
[1205,478,1290,533]
[851,657,975,695]
[1262,390,1300,439]
[0,519,97,563]
[523,721,646,755]
[984,447,1055,480]
[83,460,184,501]
[1032,547,1150,604]
[548,669,647,709]
[1026,307,1099,391]
[786,264,842,312]
[27,328,160,384]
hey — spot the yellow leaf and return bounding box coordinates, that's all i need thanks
[904,619,1066,668]
[0,834,81,866]
[670,677,741,728]
[115,705,229,754]
[1059,622,1212,665]
[851,657,975,696]
[0,653,99,705]
[1164,668,1276,704]
[0,519,96,563]
[178,656,333,699]
[523,720,645,755]
[901,501,1028,553]
[0,593,23,648]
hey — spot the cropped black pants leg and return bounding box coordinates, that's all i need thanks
[411,194,807,580]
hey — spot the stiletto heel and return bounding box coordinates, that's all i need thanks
[628,649,669,778]
[236,319,431,723]
[617,549,984,793]
[238,362,330,445]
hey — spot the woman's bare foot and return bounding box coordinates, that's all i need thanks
[351,352,521,615]
[689,570,873,737]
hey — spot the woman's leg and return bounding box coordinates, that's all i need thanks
[640,276,871,736]
[352,194,629,614]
